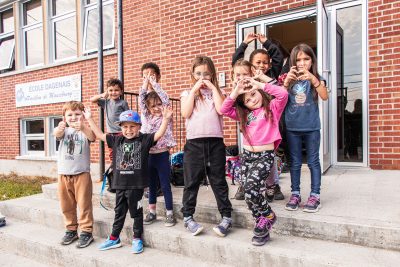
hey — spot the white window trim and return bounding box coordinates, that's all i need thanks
[82,0,115,54]
[48,116,62,156]
[0,7,15,71]
[20,118,46,157]
[48,0,77,63]
[21,0,44,68]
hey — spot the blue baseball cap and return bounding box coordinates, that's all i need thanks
[115,110,142,125]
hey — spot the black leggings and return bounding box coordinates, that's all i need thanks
[241,149,275,218]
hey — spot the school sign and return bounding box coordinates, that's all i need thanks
[15,74,81,107]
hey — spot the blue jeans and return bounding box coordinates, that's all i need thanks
[286,130,321,196]
[148,151,173,210]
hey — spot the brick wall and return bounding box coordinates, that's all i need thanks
[368,0,400,169]
[1,0,400,169]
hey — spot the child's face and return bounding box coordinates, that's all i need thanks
[193,64,212,81]
[251,53,270,74]
[233,66,252,82]
[64,109,83,126]
[107,85,122,100]
[296,51,312,71]
[243,90,263,110]
[147,99,163,117]
[120,122,141,139]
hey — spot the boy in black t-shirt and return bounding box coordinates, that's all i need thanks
[84,107,172,254]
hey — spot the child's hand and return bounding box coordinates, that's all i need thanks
[244,33,257,44]
[57,120,66,132]
[148,74,157,85]
[203,80,217,91]
[82,107,92,120]
[192,78,204,93]
[297,67,315,82]
[101,92,108,99]
[162,105,173,120]
[234,78,253,95]
[247,77,265,91]
[142,74,150,89]
[284,66,298,87]
[257,33,267,44]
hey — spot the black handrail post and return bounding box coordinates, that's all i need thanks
[98,0,105,177]
[117,0,124,94]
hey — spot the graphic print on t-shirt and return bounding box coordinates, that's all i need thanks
[287,80,311,115]
[116,141,141,173]
[63,132,83,160]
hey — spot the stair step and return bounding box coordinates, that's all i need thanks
[0,247,51,267]
[1,194,399,267]
[0,219,225,267]
[42,182,400,251]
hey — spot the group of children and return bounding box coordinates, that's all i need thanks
[54,35,328,253]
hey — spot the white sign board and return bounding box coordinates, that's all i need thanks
[15,74,81,107]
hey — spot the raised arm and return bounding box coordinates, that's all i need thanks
[203,80,225,115]
[53,120,66,139]
[82,107,107,142]
[181,79,203,118]
[154,106,173,141]
[259,34,284,79]
[90,92,108,104]
[150,80,170,105]
[232,33,258,66]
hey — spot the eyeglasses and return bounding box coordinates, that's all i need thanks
[193,72,212,80]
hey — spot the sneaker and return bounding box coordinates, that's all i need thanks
[131,239,143,254]
[274,184,285,200]
[0,215,5,227]
[184,217,204,236]
[213,217,232,237]
[61,230,78,245]
[143,212,157,225]
[253,211,276,237]
[98,236,122,251]
[76,232,94,248]
[266,185,275,202]
[303,195,321,213]
[251,232,270,246]
[285,194,301,211]
[164,214,176,227]
[234,185,245,200]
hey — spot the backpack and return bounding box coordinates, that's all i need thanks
[170,151,184,187]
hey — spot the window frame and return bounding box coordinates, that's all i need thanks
[82,0,115,55]
[0,6,15,71]
[20,0,44,68]
[48,0,77,63]
[20,117,46,156]
[48,116,63,156]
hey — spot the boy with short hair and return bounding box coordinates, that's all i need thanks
[53,101,96,248]
[84,107,173,254]
[90,78,129,164]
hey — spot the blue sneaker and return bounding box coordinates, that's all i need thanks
[184,217,204,236]
[131,238,143,254]
[213,217,232,237]
[98,236,122,251]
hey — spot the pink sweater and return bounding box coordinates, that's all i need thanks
[221,83,288,149]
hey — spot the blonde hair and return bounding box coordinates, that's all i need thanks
[62,101,85,116]
[231,59,253,81]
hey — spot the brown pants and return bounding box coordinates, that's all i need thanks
[58,172,93,233]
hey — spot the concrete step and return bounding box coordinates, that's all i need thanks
[0,247,51,267]
[0,219,225,267]
[1,194,399,267]
[42,182,400,251]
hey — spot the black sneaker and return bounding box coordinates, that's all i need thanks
[143,212,157,225]
[274,184,285,200]
[234,185,245,200]
[266,185,275,202]
[61,230,78,245]
[76,232,94,248]
[251,232,270,246]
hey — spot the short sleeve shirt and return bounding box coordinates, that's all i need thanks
[106,133,155,189]
[98,99,129,133]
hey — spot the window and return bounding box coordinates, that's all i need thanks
[50,0,77,61]
[49,117,62,156]
[21,118,45,156]
[241,25,262,60]
[83,0,115,54]
[0,8,15,72]
[22,0,44,67]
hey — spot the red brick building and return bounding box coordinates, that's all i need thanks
[0,0,399,177]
